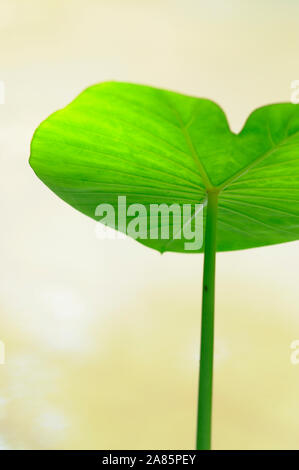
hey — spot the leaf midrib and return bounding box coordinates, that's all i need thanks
[160,92,215,192]
[160,91,299,197]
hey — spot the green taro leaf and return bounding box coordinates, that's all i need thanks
[29,81,299,253]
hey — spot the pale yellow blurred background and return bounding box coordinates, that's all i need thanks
[1,0,299,450]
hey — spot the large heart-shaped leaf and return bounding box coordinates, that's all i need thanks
[29,82,299,252]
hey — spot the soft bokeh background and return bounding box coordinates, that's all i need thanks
[1,0,299,450]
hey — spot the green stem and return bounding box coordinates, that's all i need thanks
[196,190,219,450]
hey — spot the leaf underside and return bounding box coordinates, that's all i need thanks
[29,82,299,253]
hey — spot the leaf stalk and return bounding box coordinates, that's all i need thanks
[196,190,218,450]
